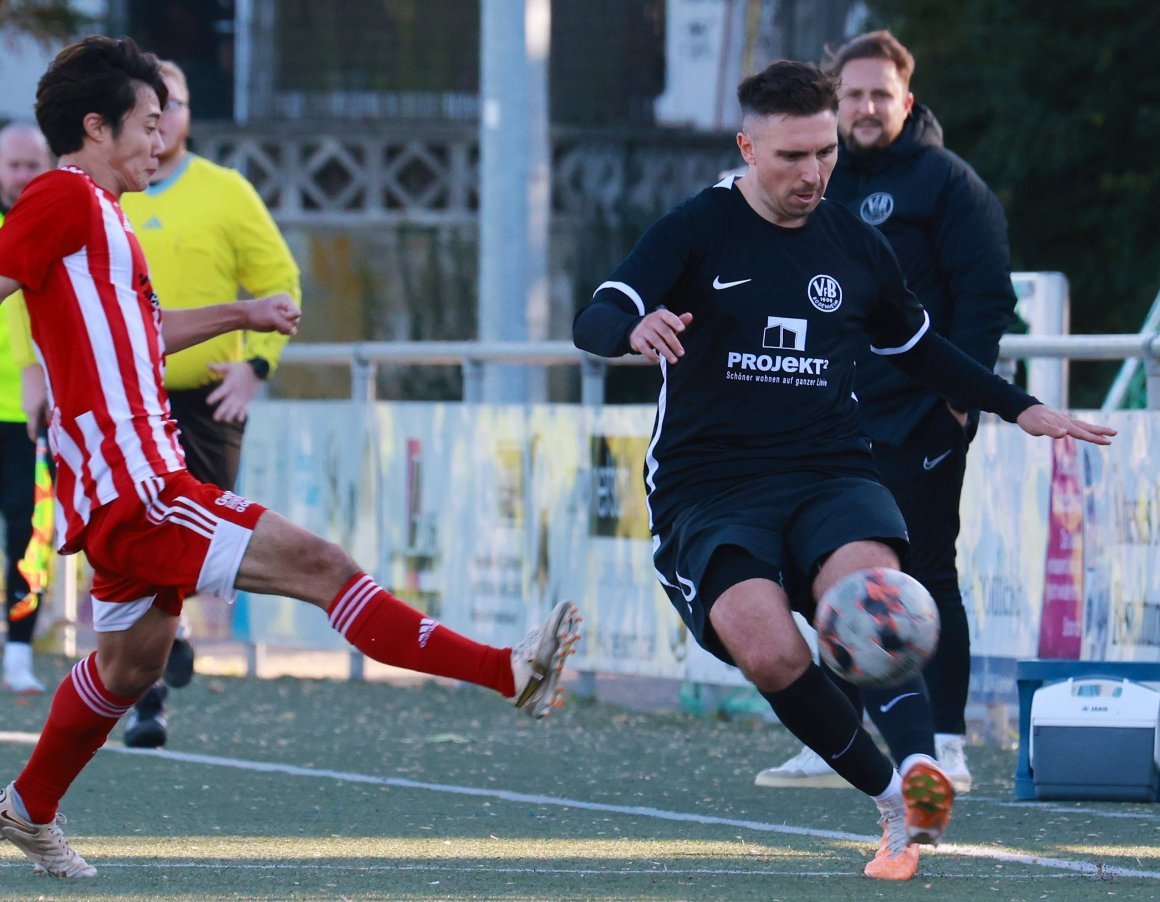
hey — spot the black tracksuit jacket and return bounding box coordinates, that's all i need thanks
[826,105,1019,446]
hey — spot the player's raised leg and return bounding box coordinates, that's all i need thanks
[236,508,581,718]
[813,544,954,856]
[706,571,921,880]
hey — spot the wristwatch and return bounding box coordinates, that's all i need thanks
[246,356,271,380]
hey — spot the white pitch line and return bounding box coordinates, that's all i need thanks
[0,861,1129,879]
[2,731,1158,880]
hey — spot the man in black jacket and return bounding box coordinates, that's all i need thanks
[756,31,1017,795]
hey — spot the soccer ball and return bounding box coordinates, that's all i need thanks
[815,568,939,689]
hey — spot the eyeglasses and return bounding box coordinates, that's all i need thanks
[165,99,189,113]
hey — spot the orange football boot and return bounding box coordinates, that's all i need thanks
[864,793,919,880]
[901,755,955,845]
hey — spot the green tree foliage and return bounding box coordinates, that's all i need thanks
[867,0,1160,403]
[0,0,93,42]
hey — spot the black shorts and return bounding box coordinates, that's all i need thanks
[652,471,908,665]
[167,384,246,491]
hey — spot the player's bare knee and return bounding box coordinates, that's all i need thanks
[100,660,166,698]
[285,536,359,607]
[741,646,812,694]
[303,538,357,582]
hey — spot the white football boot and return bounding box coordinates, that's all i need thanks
[0,782,96,878]
[511,601,581,719]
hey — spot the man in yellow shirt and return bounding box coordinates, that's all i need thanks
[0,122,52,695]
[120,61,301,746]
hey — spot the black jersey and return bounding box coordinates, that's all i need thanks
[573,176,930,530]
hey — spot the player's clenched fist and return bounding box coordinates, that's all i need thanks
[630,308,694,364]
[246,292,301,336]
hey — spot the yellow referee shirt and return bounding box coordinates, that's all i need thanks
[121,154,301,390]
[0,211,28,422]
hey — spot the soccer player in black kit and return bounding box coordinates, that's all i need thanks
[758,30,1018,795]
[572,60,1113,881]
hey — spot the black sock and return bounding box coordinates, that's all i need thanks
[133,682,168,717]
[761,663,893,795]
[862,674,936,763]
[820,659,864,717]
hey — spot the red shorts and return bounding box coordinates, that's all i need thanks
[82,471,266,632]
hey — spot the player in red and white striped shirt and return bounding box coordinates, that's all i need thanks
[0,36,580,880]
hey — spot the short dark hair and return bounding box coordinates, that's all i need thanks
[823,30,915,86]
[737,60,839,121]
[35,35,167,156]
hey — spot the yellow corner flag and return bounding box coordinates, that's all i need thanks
[14,436,54,618]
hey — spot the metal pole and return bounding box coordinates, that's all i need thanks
[234,0,253,124]
[350,357,377,403]
[580,356,607,407]
[1145,335,1160,411]
[350,354,376,679]
[478,0,551,403]
[1011,272,1069,408]
[463,358,486,403]
[1103,285,1160,411]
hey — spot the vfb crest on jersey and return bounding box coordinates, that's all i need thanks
[808,274,842,312]
[860,192,894,225]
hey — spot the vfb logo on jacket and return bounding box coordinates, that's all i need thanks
[859,192,895,225]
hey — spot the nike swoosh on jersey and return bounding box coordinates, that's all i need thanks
[713,276,752,290]
[922,449,953,471]
[879,691,920,713]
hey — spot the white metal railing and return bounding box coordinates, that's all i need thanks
[1102,285,1160,411]
[278,333,1160,410]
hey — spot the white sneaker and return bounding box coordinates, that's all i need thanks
[0,782,97,878]
[934,733,973,794]
[511,601,581,719]
[754,747,847,789]
[2,642,45,696]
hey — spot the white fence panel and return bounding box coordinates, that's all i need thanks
[235,404,1160,704]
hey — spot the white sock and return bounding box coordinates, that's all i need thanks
[873,770,903,804]
[900,753,938,776]
[8,783,33,823]
[3,641,33,673]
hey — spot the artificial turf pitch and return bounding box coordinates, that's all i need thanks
[2,655,1158,900]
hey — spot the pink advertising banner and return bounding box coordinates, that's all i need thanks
[1038,436,1084,658]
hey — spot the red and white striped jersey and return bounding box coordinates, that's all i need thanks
[0,167,186,552]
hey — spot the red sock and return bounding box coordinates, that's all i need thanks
[15,653,136,824]
[329,573,515,696]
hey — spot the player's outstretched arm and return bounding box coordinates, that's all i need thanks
[1016,404,1116,446]
[162,293,300,354]
[889,330,1116,447]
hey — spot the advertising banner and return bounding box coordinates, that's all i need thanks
[236,404,1160,705]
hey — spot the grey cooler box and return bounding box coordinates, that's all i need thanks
[1029,677,1160,802]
